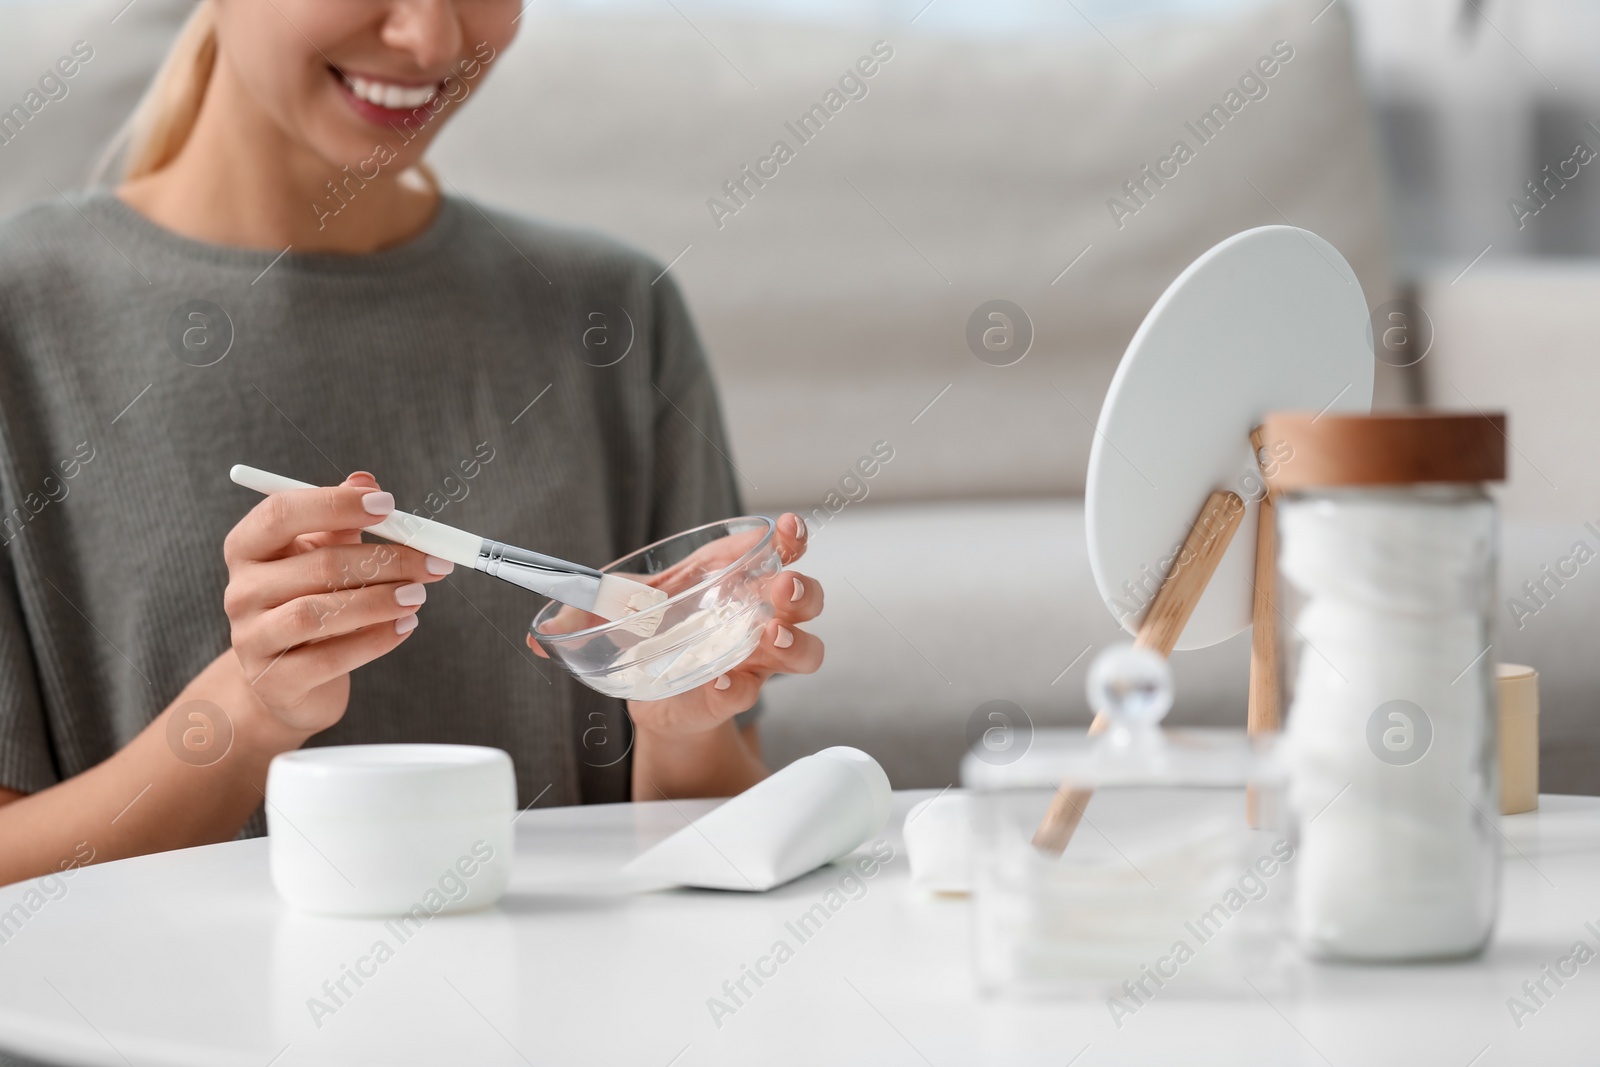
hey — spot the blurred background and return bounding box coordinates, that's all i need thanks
[4,0,1598,791]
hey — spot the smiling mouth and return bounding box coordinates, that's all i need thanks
[330,66,444,116]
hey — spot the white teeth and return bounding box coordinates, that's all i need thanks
[343,73,438,110]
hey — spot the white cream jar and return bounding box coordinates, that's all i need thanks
[265,744,515,917]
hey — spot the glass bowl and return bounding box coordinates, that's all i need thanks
[529,517,782,701]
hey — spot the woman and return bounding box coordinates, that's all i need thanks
[0,0,823,886]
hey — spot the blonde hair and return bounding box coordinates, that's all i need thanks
[97,1,218,183]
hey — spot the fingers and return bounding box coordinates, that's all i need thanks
[294,472,383,554]
[222,470,448,707]
[242,579,429,652]
[695,666,767,718]
[620,613,821,738]
[534,601,606,638]
[771,570,821,625]
[649,525,765,593]
[771,513,808,566]
[694,616,822,712]
[738,619,824,677]
[225,481,396,565]
[245,619,419,705]
[229,541,451,613]
[640,515,807,596]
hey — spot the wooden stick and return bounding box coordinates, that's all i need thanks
[1032,489,1246,854]
[1246,428,1282,827]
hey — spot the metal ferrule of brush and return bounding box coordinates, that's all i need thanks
[476,541,603,611]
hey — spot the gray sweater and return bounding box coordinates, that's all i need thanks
[0,191,744,817]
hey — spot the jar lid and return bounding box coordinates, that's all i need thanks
[266,744,516,821]
[1259,411,1506,489]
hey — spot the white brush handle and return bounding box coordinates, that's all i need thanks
[229,464,483,567]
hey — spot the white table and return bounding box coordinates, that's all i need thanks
[0,791,1596,1067]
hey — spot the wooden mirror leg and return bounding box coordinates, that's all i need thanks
[1247,428,1282,828]
[1033,489,1246,854]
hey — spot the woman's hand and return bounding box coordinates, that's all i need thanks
[222,472,454,734]
[624,514,822,739]
[524,514,823,798]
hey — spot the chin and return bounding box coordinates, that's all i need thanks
[307,119,428,181]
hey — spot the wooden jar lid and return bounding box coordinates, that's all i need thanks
[1258,411,1507,490]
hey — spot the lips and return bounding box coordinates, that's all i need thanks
[330,66,445,127]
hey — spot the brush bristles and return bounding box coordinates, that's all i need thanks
[593,575,670,636]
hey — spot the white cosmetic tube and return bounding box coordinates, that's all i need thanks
[625,747,892,891]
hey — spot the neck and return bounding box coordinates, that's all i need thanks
[117,53,438,254]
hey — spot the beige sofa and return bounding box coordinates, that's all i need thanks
[8,0,1590,792]
[1417,266,1600,795]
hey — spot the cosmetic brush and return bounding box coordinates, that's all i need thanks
[230,465,668,634]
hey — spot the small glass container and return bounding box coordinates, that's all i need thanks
[530,517,780,701]
[962,645,1291,1001]
[1261,411,1506,962]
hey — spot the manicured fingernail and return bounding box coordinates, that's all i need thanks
[396,582,427,606]
[362,491,395,515]
[774,626,794,649]
[791,516,807,540]
[425,555,454,575]
[790,577,805,602]
[713,674,731,690]
[395,614,419,635]
[348,470,375,482]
